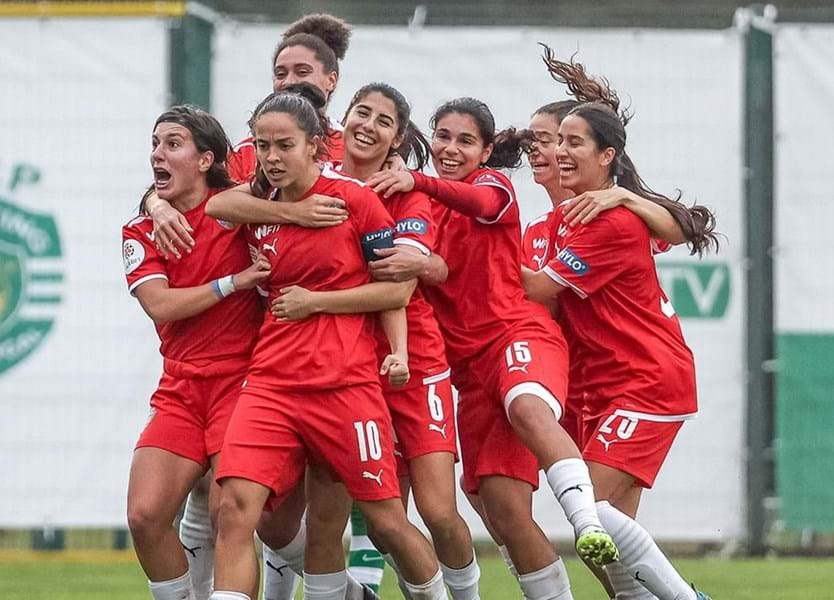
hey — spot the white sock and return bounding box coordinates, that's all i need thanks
[440,550,480,600]
[545,459,603,536]
[303,570,348,600]
[403,568,449,600]
[606,560,658,599]
[497,545,520,581]
[262,542,301,600]
[179,491,214,600]
[383,552,413,599]
[149,571,195,600]
[209,592,250,600]
[266,514,306,576]
[596,501,696,600]
[517,559,573,600]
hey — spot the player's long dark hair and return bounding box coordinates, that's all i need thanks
[273,13,351,76]
[569,102,719,255]
[247,91,329,199]
[344,82,431,170]
[430,97,524,170]
[139,105,233,214]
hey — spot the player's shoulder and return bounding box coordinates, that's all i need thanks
[123,214,153,235]
[526,210,553,230]
[231,136,255,153]
[468,167,513,190]
[319,162,366,190]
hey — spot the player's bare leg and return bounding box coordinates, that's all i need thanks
[127,447,206,597]
[463,487,522,584]
[409,451,480,599]
[357,498,449,599]
[478,475,573,600]
[506,392,618,565]
[213,477,271,599]
[256,483,304,600]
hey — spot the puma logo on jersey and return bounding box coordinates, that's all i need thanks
[532,253,546,270]
[362,469,384,487]
[262,240,278,255]
[596,434,619,452]
[428,422,448,439]
[508,364,529,374]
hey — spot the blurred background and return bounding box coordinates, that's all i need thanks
[0,0,832,590]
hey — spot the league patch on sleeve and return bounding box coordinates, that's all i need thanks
[360,227,394,262]
[557,247,590,276]
[396,218,428,236]
[123,239,145,275]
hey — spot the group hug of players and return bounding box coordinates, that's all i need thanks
[121,12,720,600]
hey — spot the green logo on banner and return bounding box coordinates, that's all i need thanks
[0,163,63,375]
[657,262,730,319]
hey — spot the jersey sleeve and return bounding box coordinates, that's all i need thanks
[122,221,167,296]
[227,139,256,184]
[470,170,516,225]
[543,212,643,298]
[391,191,436,256]
[651,238,672,255]
[352,188,396,263]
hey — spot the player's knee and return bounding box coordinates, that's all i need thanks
[127,500,166,543]
[418,502,461,538]
[507,394,552,433]
[215,489,258,537]
[363,504,409,545]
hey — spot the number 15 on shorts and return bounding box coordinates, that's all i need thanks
[354,420,382,462]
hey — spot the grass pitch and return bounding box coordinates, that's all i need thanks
[0,551,830,599]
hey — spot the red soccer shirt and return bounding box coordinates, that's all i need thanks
[421,168,559,369]
[544,205,697,419]
[375,190,449,390]
[227,120,345,184]
[522,210,559,271]
[122,189,262,369]
[243,164,395,391]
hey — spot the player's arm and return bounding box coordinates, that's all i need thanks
[521,265,567,305]
[562,186,685,245]
[205,184,349,227]
[369,245,448,285]
[271,279,417,321]
[379,307,410,387]
[144,189,195,260]
[133,257,270,324]
[421,254,449,285]
[366,170,506,220]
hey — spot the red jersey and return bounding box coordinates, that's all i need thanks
[243,164,395,391]
[521,210,560,271]
[421,168,560,369]
[544,205,697,419]
[122,189,262,369]
[227,119,345,184]
[376,189,449,390]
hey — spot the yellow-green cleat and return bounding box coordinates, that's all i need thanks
[575,529,619,566]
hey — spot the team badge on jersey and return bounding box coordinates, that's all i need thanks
[0,163,64,375]
[557,247,590,275]
[122,239,145,274]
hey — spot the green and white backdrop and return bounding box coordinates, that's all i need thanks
[0,14,829,545]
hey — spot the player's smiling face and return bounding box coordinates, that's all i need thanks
[528,112,561,186]
[344,92,402,168]
[150,123,213,202]
[272,45,337,101]
[253,111,319,191]
[556,114,615,194]
[431,112,493,181]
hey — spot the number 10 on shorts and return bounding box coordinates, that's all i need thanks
[354,420,382,462]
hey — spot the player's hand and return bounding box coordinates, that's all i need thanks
[366,170,415,198]
[149,199,194,259]
[232,254,270,290]
[380,352,410,387]
[289,194,349,228]
[272,285,320,321]
[382,153,407,172]
[563,186,629,227]
[369,247,428,282]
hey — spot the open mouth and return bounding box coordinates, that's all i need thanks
[266,168,286,182]
[558,161,577,174]
[438,158,462,171]
[153,167,172,189]
[354,132,376,147]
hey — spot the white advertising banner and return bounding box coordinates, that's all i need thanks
[0,18,168,527]
[215,25,745,541]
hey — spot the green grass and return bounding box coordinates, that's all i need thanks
[0,552,831,599]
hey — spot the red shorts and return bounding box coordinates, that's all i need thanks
[562,395,584,447]
[136,368,245,467]
[387,370,458,477]
[581,408,685,488]
[216,383,400,510]
[456,385,540,495]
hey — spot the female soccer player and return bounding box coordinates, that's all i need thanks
[521,100,716,600]
[122,106,269,600]
[206,91,449,600]
[368,97,617,600]
[267,82,481,600]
